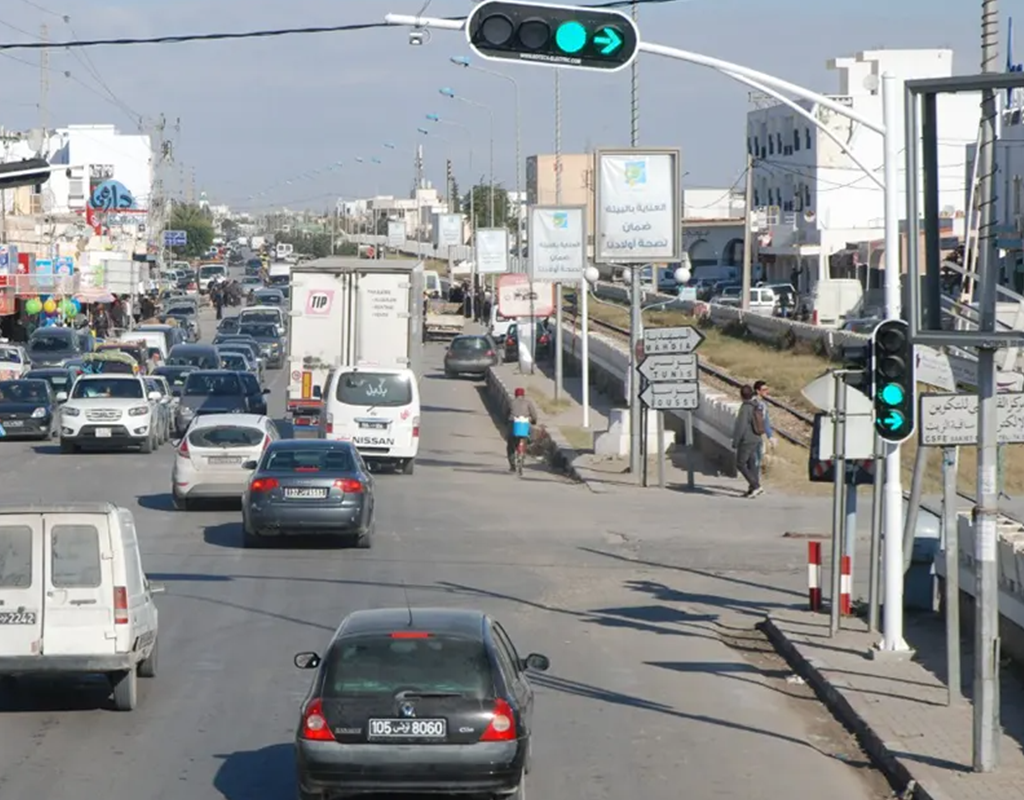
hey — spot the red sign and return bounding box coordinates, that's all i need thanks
[0,290,14,316]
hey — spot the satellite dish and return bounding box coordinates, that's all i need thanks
[26,128,45,155]
[863,74,880,92]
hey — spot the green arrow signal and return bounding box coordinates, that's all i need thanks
[879,410,905,431]
[593,26,623,56]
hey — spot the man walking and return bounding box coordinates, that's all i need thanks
[732,385,764,497]
[753,380,776,475]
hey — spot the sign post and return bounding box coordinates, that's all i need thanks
[475,228,509,324]
[638,325,703,488]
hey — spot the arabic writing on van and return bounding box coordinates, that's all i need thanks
[919,392,1024,445]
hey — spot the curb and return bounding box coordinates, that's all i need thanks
[761,614,952,800]
[484,366,586,485]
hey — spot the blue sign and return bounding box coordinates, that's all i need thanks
[163,230,188,247]
[89,180,136,211]
[34,258,55,289]
[55,256,74,276]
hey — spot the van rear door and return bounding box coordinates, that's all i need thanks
[0,516,44,657]
[41,514,116,656]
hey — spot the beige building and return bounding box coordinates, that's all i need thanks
[525,154,596,256]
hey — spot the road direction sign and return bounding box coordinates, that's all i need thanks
[638,354,697,382]
[919,391,1024,445]
[163,230,187,247]
[642,325,704,356]
[640,382,699,411]
[802,372,874,415]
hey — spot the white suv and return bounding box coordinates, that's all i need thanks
[60,374,161,454]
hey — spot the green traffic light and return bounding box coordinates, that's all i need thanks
[878,410,906,433]
[878,382,905,406]
[554,20,588,54]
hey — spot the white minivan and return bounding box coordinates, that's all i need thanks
[319,367,420,474]
[0,503,164,710]
[197,263,227,293]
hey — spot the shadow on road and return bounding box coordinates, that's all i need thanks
[213,743,294,800]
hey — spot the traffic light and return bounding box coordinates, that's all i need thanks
[871,319,915,443]
[466,1,640,73]
[839,342,873,398]
[0,158,53,191]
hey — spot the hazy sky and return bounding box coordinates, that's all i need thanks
[0,0,994,211]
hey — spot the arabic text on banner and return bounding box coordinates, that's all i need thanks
[597,153,677,262]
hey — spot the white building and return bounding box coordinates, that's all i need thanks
[681,188,746,270]
[748,49,978,291]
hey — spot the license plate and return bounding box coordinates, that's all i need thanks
[208,455,242,465]
[368,718,447,740]
[0,610,37,625]
[359,421,389,430]
[3,420,22,427]
[283,487,328,499]
[95,428,112,438]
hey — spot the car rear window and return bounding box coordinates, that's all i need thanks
[322,635,493,698]
[451,337,491,352]
[154,368,192,388]
[50,524,101,588]
[336,372,413,407]
[0,525,32,588]
[264,447,356,472]
[189,425,264,448]
[240,311,279,325]
[240,324,278,338]
[169,351,219,369]
[221,353,248,370]
[184,373,242,396]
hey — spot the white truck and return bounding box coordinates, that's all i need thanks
[285,258,424,425]
[425,299,465,339]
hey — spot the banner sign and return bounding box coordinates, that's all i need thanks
[475,228,509,274]
[529,205,586,282]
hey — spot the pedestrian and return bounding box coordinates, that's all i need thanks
[732,385,765,497]
[753,380,776,476]
[213,284,224,320]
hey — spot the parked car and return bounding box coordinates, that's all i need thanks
[503,321,553,363]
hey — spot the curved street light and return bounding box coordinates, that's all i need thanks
[438,87,495,228]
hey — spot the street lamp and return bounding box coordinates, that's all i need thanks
[450,55,523,269]
[417,127,454,208]
[439,87,495,228]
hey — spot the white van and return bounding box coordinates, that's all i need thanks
[807,279,864,327]
[319,366,420,474]
[489,305,516,343]
[0,503,164,710]
[118,330,168,361]
[197,263,227,293]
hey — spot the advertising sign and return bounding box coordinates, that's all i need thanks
[529,205,586,282]
[435,214,464,247]
[34,258,55,290]
[497,273,555,318]
[475,228,510,274]
[594,148,681,264]
[387,221,405,248]
[55,256,75,276]
[0,245,16,275]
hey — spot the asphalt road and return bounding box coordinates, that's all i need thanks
[0,301,893,799]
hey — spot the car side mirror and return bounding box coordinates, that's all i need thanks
[148,581,167,596]
[262,388,271,395]
[294,652,321,670]
[522,653,550,672]
[148,391,161,401]
[55,391,67,402]
[172,389,182,397]
[242,459,258,470]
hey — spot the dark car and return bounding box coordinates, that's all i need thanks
[0,379,56,439]
[245,258,263,276]
[26,327,82,367]
[292,607,549,800]
[238,370,270,415]
[241,439,374,549]
[444,334,499,379]
[216,340,265,374]
[253,287,285,307]
[238,322,285,368]
[176,269,196,290]
[218,316,242,334]
[153,365,195,396]
[162,305,200,341]
[503,321,552,363]
[174,370,251,436]
[221,350,257,375]
[167,344,222,371]
[24,367,77,403]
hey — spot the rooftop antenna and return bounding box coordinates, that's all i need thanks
[401,579,414,627]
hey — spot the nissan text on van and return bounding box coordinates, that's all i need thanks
[0,503,164,710]
[320,367,420,474]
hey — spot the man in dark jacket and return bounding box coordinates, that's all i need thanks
[732,385,764,497]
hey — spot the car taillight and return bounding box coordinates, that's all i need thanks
[300,698,335,741]
[262,435,270,450]
[485,350,495,357]
[114,586,128,624]
[412,416,420,438]
[480,698,516,741]
[325,412,333,435]
[294,466,319,472]
[390,631,431,638]
[177,438,189,456]
[539,335,550,345]
[333,478,363,493]
[250,477,279,492]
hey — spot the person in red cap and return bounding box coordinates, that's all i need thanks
[507,387,539,470]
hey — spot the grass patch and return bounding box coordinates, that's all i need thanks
[560,425,594,453]
[526,386,572,416]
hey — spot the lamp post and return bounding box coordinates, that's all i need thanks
[417,126,453,208]
[439,87,495,228]
[450,55,523,268]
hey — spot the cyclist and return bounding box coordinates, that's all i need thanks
[507,387,539,471]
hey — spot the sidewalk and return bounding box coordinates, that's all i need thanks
[764,608,1024,800]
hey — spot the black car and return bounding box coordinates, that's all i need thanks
[245,258,263,276]
[293,607,548,799]
[152,365,195,396]
[217,316,242,335]
[0,379,56,439]
[238,322,285,368]
[253,287,285,307]
[167,344,222,370]
[174,370,252,436]
[237,370,269,415]
[503,321,552,363]
[26,327,83,367]
[23,367,77,402]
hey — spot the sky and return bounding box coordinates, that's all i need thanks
[0,0,999,212]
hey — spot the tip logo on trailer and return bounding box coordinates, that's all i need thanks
[305,290,335,315]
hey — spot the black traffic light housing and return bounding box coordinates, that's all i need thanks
[466,1,639,72]
[871,319,915,443]
[0,158,53,191]
[839,342,874,397]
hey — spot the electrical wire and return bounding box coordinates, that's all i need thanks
[684,168,748,208]
[15,0,65,17]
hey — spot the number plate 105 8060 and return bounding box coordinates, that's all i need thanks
[368,718,446,739]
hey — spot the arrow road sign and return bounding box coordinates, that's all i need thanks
[640,381,699,411]
[638,354,697,382]
[642,325,704,355]
[593,26,623,55]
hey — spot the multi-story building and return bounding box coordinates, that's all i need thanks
[748,49,978,291]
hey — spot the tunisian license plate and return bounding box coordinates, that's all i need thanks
[95,428,112,438]
[359,421,389,430]
[368,718,447,740]
[0,609,37,625]
[208,455,242,465]
[2,420,23,427]
[284,487,328,499]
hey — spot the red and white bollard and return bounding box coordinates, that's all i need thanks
[839,555,852,616]
[807,542,822,611]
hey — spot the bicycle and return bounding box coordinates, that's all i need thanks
[511,416,531,478]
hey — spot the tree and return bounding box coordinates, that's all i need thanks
[169,202,214,258]
[221,218,240,240]
[448,176,460,214]
[461,181,512,230]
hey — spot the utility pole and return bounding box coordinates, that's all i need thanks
[740,153,754,311]
[150,114,168,266]
[39,24,49,133]
[554,68,564,398]
[973,0,1001,773]
[628,0,643,478]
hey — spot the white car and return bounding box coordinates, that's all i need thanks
[172,413,281,510]
[60,374,161,454]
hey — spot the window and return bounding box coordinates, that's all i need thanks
[189,425,265,448]
[240,311,279,326]
[28,332,75,353]
[805,128,812,149]
[0,525,32,588]
[753,136,760,154]
[768,136,774,155]
[0,347,23,364]
[263,446,356,472]
[0,380,48,403]
[492,623,522,676]
[168,350,218,369]
[337,371,413,407]
[451,337,491,353]
[184,373,242,396]
[776,133,782,152]
[239,372,261,395]
[198,265,226,279]
[805,185,812,207]
[221,352,248,370]
[239,324,279,338]
[322,635,494,698]
[144,378,164,395]
[50,524,102,588]
[793,129,800,151]
[72,378,144,400]
[154,368,193,388]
